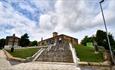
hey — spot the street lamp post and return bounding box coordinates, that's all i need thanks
[11,34,15,52]
[99,0,114,64]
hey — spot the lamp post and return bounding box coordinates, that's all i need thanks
[99,0,114,64]
[11,34,15,52]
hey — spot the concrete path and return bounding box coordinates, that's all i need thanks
[0,50,11,70]
[1,49,114,70]
[11,62,80,70]
[0,50,80,70]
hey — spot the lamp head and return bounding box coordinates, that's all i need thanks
[100,0,104,3]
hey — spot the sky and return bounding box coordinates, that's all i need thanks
[0,0,115,43]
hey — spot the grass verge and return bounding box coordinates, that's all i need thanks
[6,48,39,59]
[75,45,104,62]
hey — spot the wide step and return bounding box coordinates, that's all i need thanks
[36,42,73,63]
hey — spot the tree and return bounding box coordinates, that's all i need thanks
[95,30,115,50]
[30,40,38,46]
[81,36,94,46]
[0,38,5,49]
[19,33,30,47]
[81,36,88,46]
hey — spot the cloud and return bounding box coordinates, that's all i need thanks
[0,0,53,41]
[0,1,37,38]
[39,0,97,32]
[39,0,114,31]
[38,0,115,41]
[31,0,56,13]
[0,0,115,42]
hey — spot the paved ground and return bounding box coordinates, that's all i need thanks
[0,50,80,70]
[10,62,80,70]
[1,49,115,70]
[0,50,11,70]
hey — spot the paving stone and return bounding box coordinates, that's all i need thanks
[36,42,73,63]
[0,50,11,69]
[11,62,80,70]
[0,50,80,70]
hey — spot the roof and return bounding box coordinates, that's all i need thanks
[60,34,78,40]
[6,36,20,39]
[38,34,78,42]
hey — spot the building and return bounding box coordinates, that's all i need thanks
[5,34,20,48]
[38,32,78,46]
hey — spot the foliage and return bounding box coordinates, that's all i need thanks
[7,48,39,59]
[75,45,104,62]
[81,30,115,50]
[19,33,30,47]
[95,30,115,50]
[81,36,94,46]
[86,42,93,47]
[0,38,5,49]
[30,40,38,46]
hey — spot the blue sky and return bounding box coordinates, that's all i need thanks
[0,0,115,43]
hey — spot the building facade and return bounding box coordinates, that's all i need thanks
[5,34,20,48]
[38,32,78,46]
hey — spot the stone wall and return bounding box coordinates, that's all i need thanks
[80,65,111,70]
[79,62,111,70]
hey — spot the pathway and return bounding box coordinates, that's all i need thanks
[11,62,80,70]
[0,50,80,70]
[0,50,11,70]
[1,49,114,70]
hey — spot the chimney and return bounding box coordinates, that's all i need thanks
[53,32,58,37]
[13,34,15,37]
[41,37,43,41]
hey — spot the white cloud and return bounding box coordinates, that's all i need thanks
[39,0,95,32]
[31,0,55,13]
[38,0,115,41]
[0,0,115,42]
[19,2,35,13]
[0,1,37,39]
[39,14,54,31]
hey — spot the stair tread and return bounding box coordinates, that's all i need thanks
[36,42,73,63]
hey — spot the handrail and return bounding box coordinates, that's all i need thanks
[69,43,79,66]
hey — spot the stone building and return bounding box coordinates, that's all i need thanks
[38,32,78,46]
[5,34,20,48]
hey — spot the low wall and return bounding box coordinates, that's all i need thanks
[3,49,26,62]
[69,43,79,65]
[78,62,111,70]
[80,65,111,70]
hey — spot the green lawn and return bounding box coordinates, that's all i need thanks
[7,48,39,59]
[75,45,104,62]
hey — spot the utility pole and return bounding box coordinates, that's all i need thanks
[99,0,114,64]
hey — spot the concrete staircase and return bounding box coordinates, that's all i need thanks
[35,42,73,63]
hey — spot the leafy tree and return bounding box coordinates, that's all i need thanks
[81,36,94,46]
[30,40,38,46]
[19,33,30,47]
[95,30,115,50]
[81,36,88,46]
[0,38,5,49]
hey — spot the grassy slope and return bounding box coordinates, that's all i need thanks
[7,48,39,59]
[75,45,104,62]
